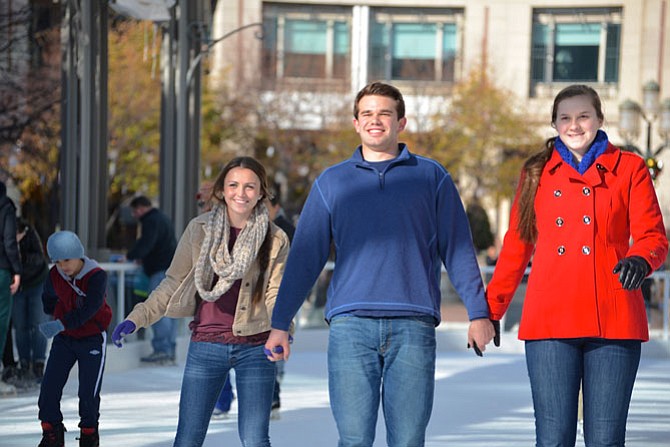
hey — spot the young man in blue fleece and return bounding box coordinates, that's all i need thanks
[265,82,498,446]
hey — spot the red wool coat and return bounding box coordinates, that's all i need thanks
[487,144,668,341]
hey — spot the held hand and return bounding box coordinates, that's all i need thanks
[111,320,136,348]
[613,256,650,290]
[264,329,291,362]
[467,318,496,357]
[39,319,65,339]
[9,274,20,295]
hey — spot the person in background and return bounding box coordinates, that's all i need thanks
[263,190,295,418]
[0,180,21,397]
[265,82,496,446]
[265,190,295,242]
[486,84,668,446]
[38,231,111,447]
[11,218,49,384]
[196,181,214,214]
[112,157,290,447]
[127,195,178,364]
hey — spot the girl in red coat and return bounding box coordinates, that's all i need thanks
[486,84,668,446]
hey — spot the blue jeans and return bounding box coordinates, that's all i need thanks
[328,315,436,447]
[525,338,641,447]
[217,362,282,411]
[173,340,276,447]
[148,271,177,356]
[12,282,49,363]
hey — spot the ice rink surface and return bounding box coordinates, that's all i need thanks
[1,328,669,447]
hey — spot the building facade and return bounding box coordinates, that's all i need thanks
[210,0,670,238]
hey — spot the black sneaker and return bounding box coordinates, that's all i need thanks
[33,361,45,381]
[271,400,281,420]
[2,365,19,383]
[140,351,170,363]
[38,422,65,447]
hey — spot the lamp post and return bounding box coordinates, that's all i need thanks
[186,22,264,90]
[618,80,670,181]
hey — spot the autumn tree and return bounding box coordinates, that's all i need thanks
[0,2,61,238]
[107,19,162,199]
[0,3,60,146]
[419,68,542,203]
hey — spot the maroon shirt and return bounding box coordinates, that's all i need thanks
[190,227,268,345]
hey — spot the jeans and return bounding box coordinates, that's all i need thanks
[217,362,282,411]
[328,315,436,447]
[525,338,641,447]
[173,340,276,447]
[0,269,13,360]
[12,282,49,363]
[148,271,177,356]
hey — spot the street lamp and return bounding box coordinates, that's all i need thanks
[619,80,670,180]
[186,22,264,90]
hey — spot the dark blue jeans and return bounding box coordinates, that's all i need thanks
[148,271,177,356]
[215,375,234,412]
[0,269,13,363]
[12,282,48,363]
[525,338,641,447]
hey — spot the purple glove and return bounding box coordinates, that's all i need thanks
[112,320,136,348]
[264,346,284,356]
[263,334,293,356]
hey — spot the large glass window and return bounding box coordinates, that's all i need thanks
[531,8,621,87]
[262,4,351,84]
[369,8,461,83]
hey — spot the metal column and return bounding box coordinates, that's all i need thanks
[59,0,108,256]
[161,0,203,236]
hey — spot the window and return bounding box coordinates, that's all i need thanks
[531,8,621,89]
[262,4,351,86]
[369,8,462,83]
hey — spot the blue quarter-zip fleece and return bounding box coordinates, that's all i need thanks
[271,145,489,331]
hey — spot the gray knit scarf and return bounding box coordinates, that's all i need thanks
[194,202,269,302]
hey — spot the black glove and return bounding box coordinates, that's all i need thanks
[613,256,650,290]
[492,319,501,348]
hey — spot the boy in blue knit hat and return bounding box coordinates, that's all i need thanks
[37,231,111,447]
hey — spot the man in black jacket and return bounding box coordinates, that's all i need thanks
[0,180,21,394]
[127,196,177,363]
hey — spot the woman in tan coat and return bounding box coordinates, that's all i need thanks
[112,156,289,447]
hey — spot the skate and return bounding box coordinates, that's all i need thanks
[38,422,65,447]
[76,427,99,447]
